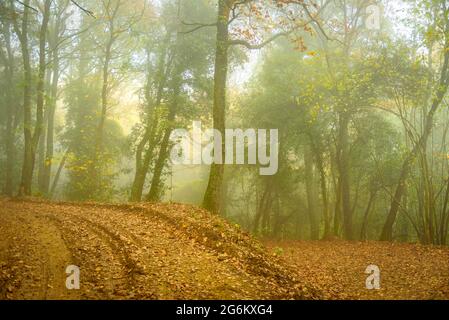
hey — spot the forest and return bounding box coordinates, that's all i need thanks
[1,0,449,300]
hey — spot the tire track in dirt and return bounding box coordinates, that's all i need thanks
[0,204,80,299]
[1,198,298,299]
[4,198,447,300]
[42,211,147,299]
[54,203,275,299]
[60,213,155,298]
[0,199,145,299]
[0,198,320,299]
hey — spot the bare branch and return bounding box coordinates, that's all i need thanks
[70,0,95,18]
[179,21,217,34]
[15,0,38,13]
[227,30,294,49]
[299,0,343,44]
[228,0,252,25]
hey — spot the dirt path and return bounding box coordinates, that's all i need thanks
[265,240,449,300]
[0,206,79,299]
[2,198,449,300]
[0,198,313,300]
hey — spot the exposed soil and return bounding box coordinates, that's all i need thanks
[1,198,449,300]
[0,198,316,300]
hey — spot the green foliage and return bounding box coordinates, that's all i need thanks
[62,75,125,201]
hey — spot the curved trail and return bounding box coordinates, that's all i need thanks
[3,198,448,300]
[0,198,301,300]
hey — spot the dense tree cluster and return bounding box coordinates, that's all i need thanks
[1,0,449,244]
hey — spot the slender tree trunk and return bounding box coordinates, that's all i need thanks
[333,179,342,236]
[130,98,162,202]
[37,65,52,193]
[16,0,51,196]
[130,36,172,202]
[272,193,282,238]
[304,145,319,240]
[360,190,376,241]
[92,37,113,191]
[130,128,154,201]
[42,51,59,196]
[261,193,273,236]
[253,181,271,234]
[312,142,331,239]
[15,1,33,196]
[145,127,171,201]
[29,0,51,192]
[338,112,353,240]
[38,14,61,197]
[202,0,231,214]
[380,154,412,241]
[49,149,68,199]
[37,118,47,193]
[2,17,15,196]
[380,39,449,240]
[146,98,178,201]
[98,42,111,153]
[146,54,182,201]
[440,177,449,245]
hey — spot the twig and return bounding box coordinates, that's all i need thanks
[15,0,38,13]
[228,30,294,49]
[70,0,95,18]
[179,21,217,34]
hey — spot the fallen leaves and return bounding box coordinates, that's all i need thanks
[2,197,448,300]
[1,198,317,300]
[265,240,449,300]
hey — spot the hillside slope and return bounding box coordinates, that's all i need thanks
[0,198,318,300]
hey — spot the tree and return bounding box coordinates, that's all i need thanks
[37,0,70,196]
[380,1,449,241]
[0,1,21,195]
[90,0,145,196]
[130,0,215,202]
[201,0,326,214]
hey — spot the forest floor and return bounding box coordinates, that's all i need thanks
[264,240,449,300]
[1,197,449,300]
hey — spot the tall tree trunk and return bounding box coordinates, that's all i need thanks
[338,112,353,240]
[92,37,113,191]
[16,0,51,196]
[360,190,376,241]
[145,125,172,202]
[146,89,179,201]
[38,13,62,197]
[43,53,59,195]
[311,141,331,239]
[272,193,282,238]
[440,177,449,245]
[49,149,68,199]
[98,41,112,155]
[2,16,15,196]
[15,1,33,196]
[130,35,172,202]
[253,181,271,234]
[37,118,47,193]
[29,0,51,192]
[304,145,319,240]
[333,179,342,236]
[202,0,231,214]
[130,128,154,201]
[37,64,53,194]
